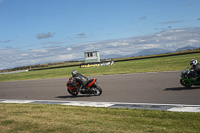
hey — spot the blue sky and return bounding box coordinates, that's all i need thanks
[0,0,200,70]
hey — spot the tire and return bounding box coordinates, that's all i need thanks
[92,84,102,96]
[180,79,192,88]
[67,89,78,96]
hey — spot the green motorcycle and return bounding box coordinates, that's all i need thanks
[180,67,200,88]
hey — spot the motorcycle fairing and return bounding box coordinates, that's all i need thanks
[180,67,200,87]
[67,78,79,91]
[85,79,96,87]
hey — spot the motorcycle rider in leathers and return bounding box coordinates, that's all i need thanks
[190,59,200,83]
[71,70,88,91]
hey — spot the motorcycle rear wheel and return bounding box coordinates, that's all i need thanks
[180,79,192,88]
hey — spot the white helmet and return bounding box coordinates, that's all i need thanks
[72,70,77,77]
[190,59,198,67]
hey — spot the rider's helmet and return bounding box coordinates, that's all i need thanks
[72,70,77,77]
[190,59,198,67]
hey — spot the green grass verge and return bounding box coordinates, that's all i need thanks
[1,53,200,82]
[0,103,200,133]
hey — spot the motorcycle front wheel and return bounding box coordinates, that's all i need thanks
[67,88,78,96]
[91,84,102,96]
[180,79,192,88]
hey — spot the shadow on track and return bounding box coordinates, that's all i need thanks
[55,95,92,99]
[164,87,200,91]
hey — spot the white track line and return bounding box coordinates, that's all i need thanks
[0,99,200,112]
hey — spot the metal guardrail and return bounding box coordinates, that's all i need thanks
[0,70,29,75]
[113,51,200,62]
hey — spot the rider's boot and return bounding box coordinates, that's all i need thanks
[196,76,200,84]
[77,85,83,92]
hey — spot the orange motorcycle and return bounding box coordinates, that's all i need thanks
[66,77,102,96]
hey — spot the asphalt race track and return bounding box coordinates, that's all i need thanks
[0,71,200,105]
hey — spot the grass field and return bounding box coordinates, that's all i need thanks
[0,103,200,133]
[0,52,200,82]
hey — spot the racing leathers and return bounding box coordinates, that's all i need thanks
[72,73,88,91]
[191,63,200,82]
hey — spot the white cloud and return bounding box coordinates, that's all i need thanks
[54,54,75,61]
[188,39,198,43]
[0,27,200,70]
[21,53,29,57]
[30,49,47,53]
[164,43,178,48]
[138,39,147,43]
[66,48,72,51]
[165,36,177,40]
[156,34,162,37]
[0,47,81,70]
